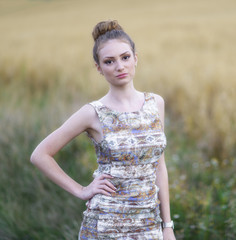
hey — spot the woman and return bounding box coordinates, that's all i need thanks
[31,20,176,240]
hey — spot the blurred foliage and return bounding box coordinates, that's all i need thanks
[0,0,236,239]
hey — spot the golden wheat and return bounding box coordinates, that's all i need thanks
[0,0,235,159]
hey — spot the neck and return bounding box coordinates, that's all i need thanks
[107,81,138,103]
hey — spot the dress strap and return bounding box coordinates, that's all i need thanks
[89,100,119,139]
[89,101,104,123]
[143,93,158,112]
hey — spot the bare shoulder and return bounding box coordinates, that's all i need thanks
[49,103,98,141]
[152,93,165,127]
[56,103,98,142]
[152,93,165,110]
[73,103,97,120]
[64,103,97,131]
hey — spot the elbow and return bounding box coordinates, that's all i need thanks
[30,151,37,165]
[30,143,45,165]
[30,147,51,166]
[30,148,42,165]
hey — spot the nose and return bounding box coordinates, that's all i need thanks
[116,60,124,72]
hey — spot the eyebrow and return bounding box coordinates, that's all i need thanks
[103,51,130,59]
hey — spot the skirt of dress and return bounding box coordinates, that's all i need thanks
[78,215,163,240]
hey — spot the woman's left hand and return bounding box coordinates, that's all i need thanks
[163,228,176,240]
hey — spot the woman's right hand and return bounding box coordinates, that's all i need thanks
[79,174,117,200]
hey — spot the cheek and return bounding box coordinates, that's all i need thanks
[101,67,113,77]
[129,62,136,72]
[103,67,112,74]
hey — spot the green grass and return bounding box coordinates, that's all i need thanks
[165,126,236,239]
[0,0,236,239]
[0,101,95,239]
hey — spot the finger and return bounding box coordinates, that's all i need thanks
[101,179,116,190]
[99,185,116,193]
[98,174,113,179]
[99,189,113,197]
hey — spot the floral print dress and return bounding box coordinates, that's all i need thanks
[79,92,166,240]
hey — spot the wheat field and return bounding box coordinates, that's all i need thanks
[0,0,236,239]
[1,0,235,158]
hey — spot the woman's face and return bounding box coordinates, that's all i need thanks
[96,39,137,87]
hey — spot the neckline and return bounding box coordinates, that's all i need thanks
[97,92,147,114]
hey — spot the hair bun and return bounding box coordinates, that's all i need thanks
[92,20,123,41]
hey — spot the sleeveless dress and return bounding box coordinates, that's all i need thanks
[79,92,167,240]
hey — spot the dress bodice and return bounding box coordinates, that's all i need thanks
[89,92,166,166]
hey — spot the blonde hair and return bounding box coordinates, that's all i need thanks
[92,20,136,64]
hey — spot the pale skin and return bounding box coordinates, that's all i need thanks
[31,39,175,240]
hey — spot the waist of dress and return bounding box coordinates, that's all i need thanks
[83,204,162,221]
[93,162,158,179]
[86,175,160,213]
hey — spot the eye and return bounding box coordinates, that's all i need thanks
[122,55,130,61]
[104,60,114,65]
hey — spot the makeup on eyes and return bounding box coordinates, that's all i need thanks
[103,51,131,65]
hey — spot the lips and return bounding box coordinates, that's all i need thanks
[116,73,128,79]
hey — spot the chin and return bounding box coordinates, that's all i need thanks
[115,78,133,86]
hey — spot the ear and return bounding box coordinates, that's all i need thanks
[134,53,138,67]
[95,63,103,75]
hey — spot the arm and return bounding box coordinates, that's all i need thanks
[30,104,116,200]
[156,153,172,223]
[155,95,176,240]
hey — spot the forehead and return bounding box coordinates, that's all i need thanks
[98,39,132,59]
